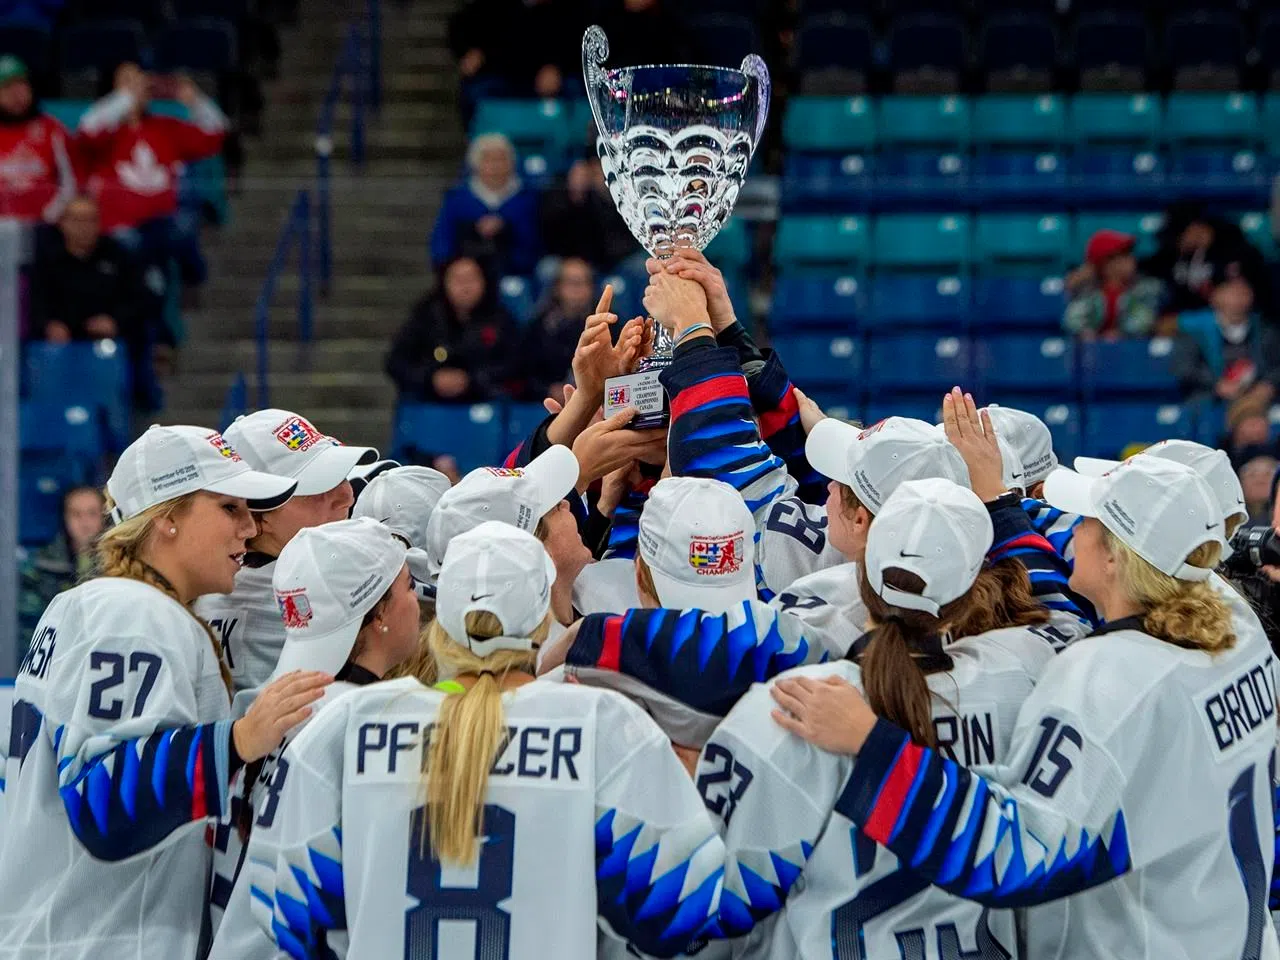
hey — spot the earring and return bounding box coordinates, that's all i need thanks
[169,527,177,535]
[381,625,389,634]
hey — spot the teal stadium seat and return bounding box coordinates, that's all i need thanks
[1238,212,1277,260]
[775,215,869,270]
[877,95,970,148]
[1263,95,1280,155]
[1163,92,1259,146]
[1068,93,1160,145]
[472,99,573,162]
[704,217,750,272]
[1071,212,1164,259]
[973,94,1066,148]
[783,96,877,152]
[974,213,1070,269]
[872,214,971,270]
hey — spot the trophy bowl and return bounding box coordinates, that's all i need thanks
[582,25,770,259]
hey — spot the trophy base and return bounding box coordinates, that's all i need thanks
[604,369,669,429]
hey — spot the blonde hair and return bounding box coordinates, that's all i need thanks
[1102,528,1234,654]
[634,553,658,603]
[97,491,233,695]
[419,610,550,865]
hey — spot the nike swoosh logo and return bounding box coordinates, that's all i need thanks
[898,551,924,559]
[1236,499,1246,506]
[1010,472,1023,479]
[1205,523,1218,531]
[471,592,492,602]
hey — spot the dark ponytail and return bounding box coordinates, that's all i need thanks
[855,566,967,748]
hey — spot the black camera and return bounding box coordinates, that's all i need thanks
[1221,525,1280,577]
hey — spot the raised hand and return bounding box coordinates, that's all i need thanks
[642,272,710,337]
[792,387,827,434]
[232,670,331,761]
[647,248,736,333]
[940,386,1005,502]
[571,406,667,489]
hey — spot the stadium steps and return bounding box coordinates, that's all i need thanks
[163,0,457,448]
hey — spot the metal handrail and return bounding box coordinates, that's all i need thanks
[251,190,313,409]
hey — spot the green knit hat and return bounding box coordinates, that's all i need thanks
[0,56,27,87]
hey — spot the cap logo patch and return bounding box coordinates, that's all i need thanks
[485,467,524,478]
[857,419,888,440]
[607,384,631,407]
[276,588,313,629]
[274,416,325,453]
[207,432,241,461]
[689,533,744,575]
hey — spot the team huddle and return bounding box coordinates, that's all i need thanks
[0,250,1276,960]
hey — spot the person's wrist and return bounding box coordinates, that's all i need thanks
[231,718,251,762]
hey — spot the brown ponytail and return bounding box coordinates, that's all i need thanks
[950,559,1050,637]
[97,491,234,696]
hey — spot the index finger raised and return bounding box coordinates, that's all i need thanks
[594,284,614,315]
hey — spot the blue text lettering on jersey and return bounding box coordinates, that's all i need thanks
[933,709,999,766]
[1197,653,1276,756]
[353,719,584,784]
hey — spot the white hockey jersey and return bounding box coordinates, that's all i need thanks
[0,577,234,960]
[248,677,725,959]
[836,613,1280,960]
[195,557,283,694]
[702,628,1055,958]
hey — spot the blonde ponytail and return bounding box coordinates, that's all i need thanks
[419,611,548,865]
[1103,529,1234,654]
[98,491,234,696]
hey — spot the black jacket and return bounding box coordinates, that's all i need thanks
[29,234,145,343]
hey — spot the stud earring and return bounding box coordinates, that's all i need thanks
[169,527,177,535]
[381,625,389,634]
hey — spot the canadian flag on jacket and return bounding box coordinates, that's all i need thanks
[75,90,226,231]
[0,114,74,222]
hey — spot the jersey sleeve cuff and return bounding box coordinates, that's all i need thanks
[660,344,743,396]
[566,614,611,669]
[832,718,914,825]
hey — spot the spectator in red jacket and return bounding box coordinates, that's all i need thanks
[0,55,74,223]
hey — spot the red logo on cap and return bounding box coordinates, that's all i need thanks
[857,419,888,440]
[207,432,241,461]
[485,467,524,478]
[689,533,744,575]
[276,588,313,629]
[274,416,325,453]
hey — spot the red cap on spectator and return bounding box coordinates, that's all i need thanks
[1085,229,1136,267]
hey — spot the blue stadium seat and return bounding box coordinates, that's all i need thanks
[497,275,534,327]
[877,95,970,149]
[974,334,1075,396]
[974,213,1069,268]
[875,149,968,209]
[973,95,1066,148]
[769,333,862,388]
[775,215,869,270]
[771,274,864,330]
[1164,92,1259,147]
[888,16,967,88]
[599,263,646,323]
[872,214,971,270]
[60,19,147,77]
[794,14,873,93]
[1018,401,1082,464]
[1069,147,1164,208]
[972,274,1065,331]
[23,341,130,452]
[1237,212,1278,261]
[504,402,549,456]
[1164,95,1261,201]
[782,152,875,211]
[0,21,50,75]
[1073,13,1149,90]
[867,274,968,329]
[864,396,944,425]
[1168,149,1267,205]
[1068,93,1161,145]
[1080,337,1180,400]
[783,96,876,152]
[980,15,1057,90]
[705,217,750,272]
[392,403,505,473]
[154,18,237,74]
[803,390,860,423]
[973,150,1067,207]
[1071,211,1164,259]
[867,334,972,393]
[1082,402,1195,458]
[19,455,72,547]
[20,402,104,480]
[472,99,572,162]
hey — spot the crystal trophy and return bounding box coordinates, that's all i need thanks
[583,25,770,428]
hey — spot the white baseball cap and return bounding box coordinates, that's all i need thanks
[436,521,557,656]
[806,417,970,514]
[224,409,378,497]
[107,424,297,522]
[268,517,408,679]
[864,477,993,616]
[984,405,1058,486]
[424,445,580,574]
[352,465,453,582]
[638,477,756,611]
[1074,439,1248,529]
[1043,457,1224,582]
[930,422,1025,494]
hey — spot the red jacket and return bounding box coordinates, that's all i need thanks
[75,91,225,230]
[0,113,74,222]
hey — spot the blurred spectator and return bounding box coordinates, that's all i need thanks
[1063,229,1163,339]
[1144,202,1271,317]
[522,257,596,400]
[1173,263,1280,421]
[590,0,692,69]
[76,63,226,310]
[540,157,636,273]
[386,256,522,403]
[430,133,541,278]
[0,56,74,223]
[18,485,104,646]
[28,195,144,347]
[1240,456,1278,522]
[447,0,583,121]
